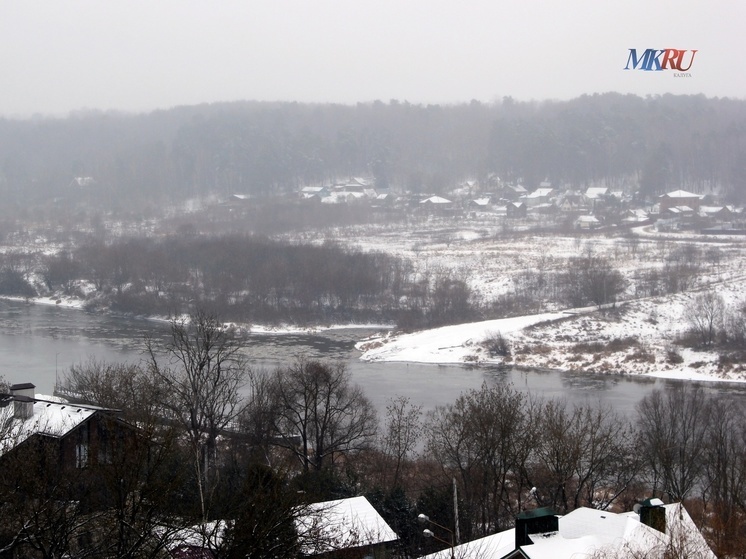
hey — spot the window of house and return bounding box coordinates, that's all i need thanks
[97,423,112,465]
[76,422,89,468]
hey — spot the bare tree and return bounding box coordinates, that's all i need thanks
[562,254,626,308]
[268,357,378,473]
[529,400,640,514]
[59,358,163,423]
[380,395,423,488]
[724,300,746,348]
[684,291,725,347]
[701,398,746,556]
[636,385,712,502]
[146,309,249,521]
[425,383,535,535]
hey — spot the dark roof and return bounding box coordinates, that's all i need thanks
[10,383,35,390]
[516,507,558,520]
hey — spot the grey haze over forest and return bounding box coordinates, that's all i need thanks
[1,95,745,216]
[0,1,743,117]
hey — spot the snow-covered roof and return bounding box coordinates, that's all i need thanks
[421,196,452,205]
[585,187,608,199]
[575,215,600,223]
[627,208,649,219]
[321,191,365,204]
[660,189,702,199]
[413,503,713,559]
[625,503,713,556]
[505,184,527,193]
[700,206,730,215]
[420,529,515,559]
[472,197,492,207]
[518,504,714,559]
[296,496,397,555]
[665,205,694,214]
[520,507,652,558]
[526,188,553,199]
[0,396,102,457]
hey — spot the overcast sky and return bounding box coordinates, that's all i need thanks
[1,0,743,117]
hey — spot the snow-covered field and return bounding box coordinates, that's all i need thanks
[319,216,746,383]
[355,293,746,382]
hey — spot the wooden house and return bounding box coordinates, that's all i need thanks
[296,496,398,559]
[0,383,139,509]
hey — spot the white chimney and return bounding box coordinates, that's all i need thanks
[10,383,35,419]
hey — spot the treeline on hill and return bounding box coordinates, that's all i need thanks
[1,94,745,215]
[30,235,475,328]
[4,313,743,557]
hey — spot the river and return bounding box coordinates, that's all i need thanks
[2,299,745,417]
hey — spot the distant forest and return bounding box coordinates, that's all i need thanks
[1,93,745,214]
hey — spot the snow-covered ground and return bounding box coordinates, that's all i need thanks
[337,217,746,383]
[356,311,566,363]
[356,289,746,382]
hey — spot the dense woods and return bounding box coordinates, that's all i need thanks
[1,94,745,217]
[31,235,474,328]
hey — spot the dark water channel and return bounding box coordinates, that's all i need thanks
[1,299,745,417]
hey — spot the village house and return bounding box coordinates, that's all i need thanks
[338,177,370,192]
[301,186,330,201]
[556,190,587,213]
[505,201,527,219]
[583,187,605,210]
[499,184,528,201]
[521,188,554,208]
[0,383,139,508]
[372,192,396,208]
[698,205,733,221]
[658,189,703,212]
[469,197,493,211]
[662,205,696,218]
[621,208,650,227]
[419,195,455,216]
[296,496,398,559]
[574,215,601,230]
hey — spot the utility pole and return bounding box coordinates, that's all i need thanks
[453,477,460,545]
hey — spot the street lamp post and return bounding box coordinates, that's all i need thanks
[418,513,455,559]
